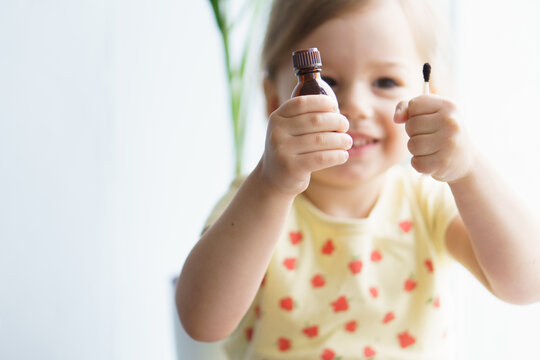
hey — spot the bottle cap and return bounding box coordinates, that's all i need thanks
[292,48,322,70]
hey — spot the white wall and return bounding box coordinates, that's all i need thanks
[451,1,540,358]
[0,0,539,359]
[0,1,117,358]
[0,1,261,359]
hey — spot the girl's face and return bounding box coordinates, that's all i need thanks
[268,0,424,189]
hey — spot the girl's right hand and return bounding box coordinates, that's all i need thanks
[258,95,352,196]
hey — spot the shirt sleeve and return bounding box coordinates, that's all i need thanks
[415,173,459,264]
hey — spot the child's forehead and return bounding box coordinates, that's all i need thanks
[311,0,412,41]
[295,1,420,68]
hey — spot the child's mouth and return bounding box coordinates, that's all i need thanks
[348,134,379,156]
[353,137,378,147]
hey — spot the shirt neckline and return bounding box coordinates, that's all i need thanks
[294,168,399,232]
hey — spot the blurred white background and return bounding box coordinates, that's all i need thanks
[1,0,539,359]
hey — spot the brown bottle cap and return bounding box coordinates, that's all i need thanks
[292,48,322,70]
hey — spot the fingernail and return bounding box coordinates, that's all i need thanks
[394,103,404,123]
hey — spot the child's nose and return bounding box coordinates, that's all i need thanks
[339,83,374,122]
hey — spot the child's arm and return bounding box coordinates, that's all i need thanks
[446,155,540,304]
[176,95,351,342]
[395,95,540,304]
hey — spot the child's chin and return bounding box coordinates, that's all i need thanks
[312,163,386,187]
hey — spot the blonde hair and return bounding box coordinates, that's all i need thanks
[261,0,453,94]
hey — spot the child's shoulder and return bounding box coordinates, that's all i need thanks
[202,175,247,232]
[386,164,458,227]
[386,164,447,195]
[383,165,456,219]
[386,163,425,182]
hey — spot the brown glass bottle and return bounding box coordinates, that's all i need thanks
[291,48,337,100]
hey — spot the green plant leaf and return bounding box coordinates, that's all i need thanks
[207,0,270,175]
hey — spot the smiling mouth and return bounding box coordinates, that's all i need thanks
[346,134,380,157]
[352,136,379,148]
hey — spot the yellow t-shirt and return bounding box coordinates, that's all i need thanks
[204,165,458,360]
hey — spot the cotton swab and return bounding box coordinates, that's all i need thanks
[423,63,431,94]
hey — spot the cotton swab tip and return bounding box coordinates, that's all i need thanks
[422,63,431,83]
[422,63,431,94]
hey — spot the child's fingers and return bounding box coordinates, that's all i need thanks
[407,133,441,156]
[279,95,339,118]
[294,132,353,154]
[407,95,444,117]
[405,113,442,137]
[410,153,441,175]
[393,101,409,124]
[288,113,349,135]
[297,150,350,173]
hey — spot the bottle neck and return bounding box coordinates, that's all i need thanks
[295,67,322,78]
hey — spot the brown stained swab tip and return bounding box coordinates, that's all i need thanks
[422,63,431,94]
[423,63,431,83]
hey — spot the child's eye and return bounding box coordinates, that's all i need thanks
[322,76,338,87]
[373,78,399,89]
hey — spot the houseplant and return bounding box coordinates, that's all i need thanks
[208,0,270,175]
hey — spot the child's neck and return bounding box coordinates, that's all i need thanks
[302,175,385,219]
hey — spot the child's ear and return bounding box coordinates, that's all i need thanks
[263,76,280,117]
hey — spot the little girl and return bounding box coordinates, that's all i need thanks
[177,0,540,358]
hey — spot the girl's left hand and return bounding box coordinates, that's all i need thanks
[393,95,475,183]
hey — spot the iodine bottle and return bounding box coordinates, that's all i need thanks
[291,48,337,100]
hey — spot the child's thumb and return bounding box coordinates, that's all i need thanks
[393,101,409,124]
